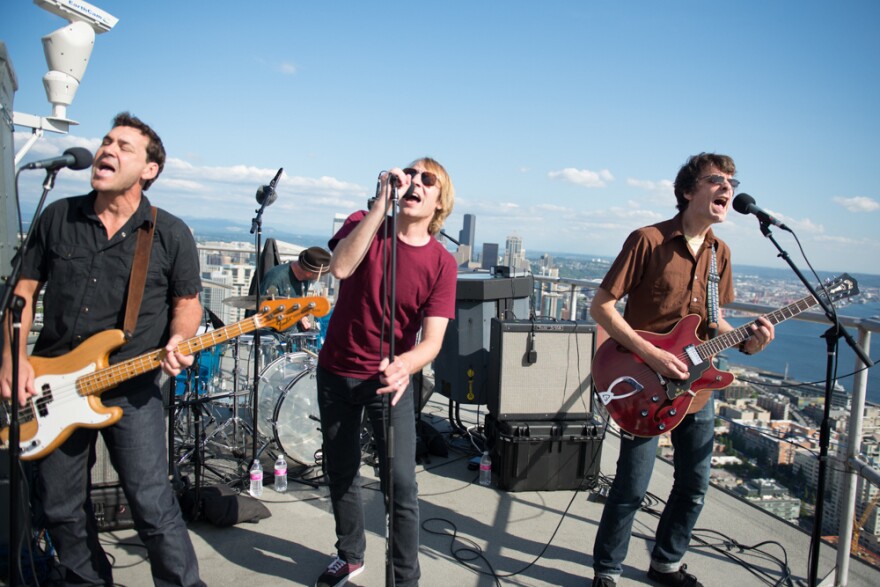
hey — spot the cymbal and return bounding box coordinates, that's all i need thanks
[221,295,272,309]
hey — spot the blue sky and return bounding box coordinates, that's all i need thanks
[4,0,880,274]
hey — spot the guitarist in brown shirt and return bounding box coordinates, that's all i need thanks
[590,153,774,587]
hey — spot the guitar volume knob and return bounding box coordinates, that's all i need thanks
[640,410,648,417]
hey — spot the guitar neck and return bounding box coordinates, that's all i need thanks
[77,317,260,396]
[697,294,819,359]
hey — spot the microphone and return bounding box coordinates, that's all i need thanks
[256,167,283,206]
[22,147,93,171]
[732,193,790,231]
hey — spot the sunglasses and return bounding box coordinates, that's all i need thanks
[403,167,439,187]
[699,174,740,189]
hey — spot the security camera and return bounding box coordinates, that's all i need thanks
[33,0,118,122]
[34,0,118,34]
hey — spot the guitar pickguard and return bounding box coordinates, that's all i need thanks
[15,364,115,459]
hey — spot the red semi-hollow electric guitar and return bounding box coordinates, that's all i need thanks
[593,274,859,437]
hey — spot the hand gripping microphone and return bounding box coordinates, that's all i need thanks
[22,147,93,171]
[256,167,283,206]
[732,193,790,231]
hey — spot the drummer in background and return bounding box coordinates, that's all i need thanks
[258,245,331,331]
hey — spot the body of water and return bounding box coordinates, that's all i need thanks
[726,302,880,405]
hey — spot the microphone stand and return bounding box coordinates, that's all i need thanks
[383,181,400,587]
[2,168,61,587]
[249,195,270,467]
[755,222,873,587]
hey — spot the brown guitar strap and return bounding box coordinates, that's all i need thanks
[123,207,158,340]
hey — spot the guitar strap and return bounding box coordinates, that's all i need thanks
[123,206,158,341]
[706,242,720,339]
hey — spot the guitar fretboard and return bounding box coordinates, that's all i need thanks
[76,319,261,396]
[698,295,819,359]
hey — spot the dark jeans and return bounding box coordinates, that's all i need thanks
[37,378,203,586]
[593,398,715,580]
[316,365,420,586]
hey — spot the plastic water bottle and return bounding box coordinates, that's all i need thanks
[479,451,492,486]
[274,454,288,493]
[249,459,263,498]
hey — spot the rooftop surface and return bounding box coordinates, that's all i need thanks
[96,393,879,587]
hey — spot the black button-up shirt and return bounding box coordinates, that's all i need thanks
[21,192,201,363]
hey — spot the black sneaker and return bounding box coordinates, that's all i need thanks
[592,576,617,587]
[315,556,365,587]
[647,564,703,587]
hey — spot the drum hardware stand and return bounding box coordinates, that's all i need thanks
[201,338,254,460]
[172,362,227,482]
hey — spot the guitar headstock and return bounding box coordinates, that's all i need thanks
[254,296,332,332]
[820,273,860,304]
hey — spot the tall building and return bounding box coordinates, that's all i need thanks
[458,214,476,259]
[502,234,528,273]
[481,243,499,270]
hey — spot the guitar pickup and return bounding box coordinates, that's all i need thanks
[684,344,702,366]
[35,382,53,418]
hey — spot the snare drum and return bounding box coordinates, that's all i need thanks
[255,352,322,465]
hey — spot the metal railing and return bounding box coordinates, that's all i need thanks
[531,274,879,586]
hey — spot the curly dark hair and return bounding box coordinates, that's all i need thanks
[112,112,166,191]
[673,153,736,211]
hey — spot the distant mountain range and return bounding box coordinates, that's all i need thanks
[187,216,331,249]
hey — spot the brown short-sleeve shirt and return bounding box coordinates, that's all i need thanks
[600,214,735,340]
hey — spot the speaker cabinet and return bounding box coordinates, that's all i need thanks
[488,319,595,420]
[91,432,120,486]
[434,275,532,405]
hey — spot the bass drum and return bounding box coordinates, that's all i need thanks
[256,353,322,465]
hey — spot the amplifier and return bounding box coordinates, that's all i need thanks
[91,484,134,531]
[488,319,595,420]
[91,431,120,486]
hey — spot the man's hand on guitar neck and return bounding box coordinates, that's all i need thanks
[159,333,195,378]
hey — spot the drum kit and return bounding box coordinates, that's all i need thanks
[170,296,325,486]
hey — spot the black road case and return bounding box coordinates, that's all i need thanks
[486,414,604,492]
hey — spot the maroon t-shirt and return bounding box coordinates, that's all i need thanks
[319,211,458,379]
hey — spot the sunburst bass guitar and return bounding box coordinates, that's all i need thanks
[592,274,858,437]
[1,296,330,461]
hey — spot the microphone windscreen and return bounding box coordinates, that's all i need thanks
[732,193,755,215]
[256,185,277,206]
[65,147,94,170]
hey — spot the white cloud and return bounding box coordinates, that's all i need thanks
[833,196,880,213]
[783,217,825,234]
[626,177,673,194]
[278,62,298,75]
[547,167,614,188]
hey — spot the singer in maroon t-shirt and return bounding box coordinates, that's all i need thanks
[314,158,457,587]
